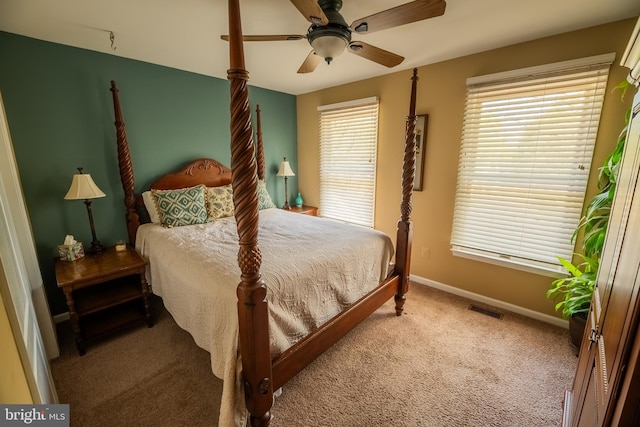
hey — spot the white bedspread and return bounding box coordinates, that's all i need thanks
[135,208,394,427]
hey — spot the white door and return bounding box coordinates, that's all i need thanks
[0,90,58,403]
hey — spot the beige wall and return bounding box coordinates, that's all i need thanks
[0,261,33,403]
[296,18,638,319]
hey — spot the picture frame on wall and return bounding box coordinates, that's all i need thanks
[414,114,429,191]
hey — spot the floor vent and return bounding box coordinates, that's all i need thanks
[468,304,503,319]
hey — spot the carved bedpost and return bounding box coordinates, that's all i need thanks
[227,1,273,426]
[394,68,418,316]
[110,80,140,247]
[255,105,266,181]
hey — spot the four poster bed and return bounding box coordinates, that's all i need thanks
[108,2,418,426]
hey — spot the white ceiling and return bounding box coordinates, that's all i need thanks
[1,0,639,95]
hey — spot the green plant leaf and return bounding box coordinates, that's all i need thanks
[583,227,607,258]
[548,254,598,318]
[558,257,581,276]
[612,80,632,101]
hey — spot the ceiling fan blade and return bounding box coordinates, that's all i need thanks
[348,42,404,68]
[351,0,446,34]
[290,0,329,26]
[297,51,323,74]
[221,34,306,42]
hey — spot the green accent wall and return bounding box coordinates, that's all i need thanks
[0,32,298,314]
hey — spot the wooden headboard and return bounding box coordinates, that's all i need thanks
[149,158,232,190]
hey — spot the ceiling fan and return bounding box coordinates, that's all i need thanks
[221,0,446,73]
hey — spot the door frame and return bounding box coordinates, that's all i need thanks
[0,89,58,403]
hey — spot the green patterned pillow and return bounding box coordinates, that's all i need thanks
[257,180,276,209]
[151,185,209,227]
[207,184,235,220]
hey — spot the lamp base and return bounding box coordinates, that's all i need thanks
[283,176,291,210]
[87,240,105,255]
[83,199,104,255]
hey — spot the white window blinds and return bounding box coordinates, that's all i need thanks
[318,97,379,227]
[451,53,614,275]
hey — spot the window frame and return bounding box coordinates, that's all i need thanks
[451,53,615,277]
[317,97,379,227]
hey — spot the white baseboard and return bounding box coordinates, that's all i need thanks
[52,312,69,323]
[410,274,568,329]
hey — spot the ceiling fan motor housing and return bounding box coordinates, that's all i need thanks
[307,0,352,64]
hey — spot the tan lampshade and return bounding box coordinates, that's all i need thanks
[276,158,295,177]
[64,173,106,200]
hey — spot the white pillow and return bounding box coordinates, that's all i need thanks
[142,191,161,224]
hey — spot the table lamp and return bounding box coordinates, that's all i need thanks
[276,157,295,209]
[64,167,106,254]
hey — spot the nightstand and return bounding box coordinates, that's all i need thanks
[286,205,318,216]
[55,246,153,355]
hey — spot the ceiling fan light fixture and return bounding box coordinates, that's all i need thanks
[308,26,351,65]
[311,35,347,64]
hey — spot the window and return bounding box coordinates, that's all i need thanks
[318,97,379,227]
[451,53,615,275]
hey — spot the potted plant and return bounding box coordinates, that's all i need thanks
[547,80,632,351]
[546,255,597,349]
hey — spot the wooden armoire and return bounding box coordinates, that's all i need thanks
[562,56,640,425]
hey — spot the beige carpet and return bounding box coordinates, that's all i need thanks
[51,284,577,427]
